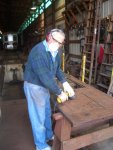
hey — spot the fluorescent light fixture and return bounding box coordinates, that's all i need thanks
[31,2,36,10]
[31,7,36,10]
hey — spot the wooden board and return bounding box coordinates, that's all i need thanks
[62,126,113,150]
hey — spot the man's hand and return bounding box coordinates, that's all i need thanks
[57,91,68,103]
[63,82,75,97]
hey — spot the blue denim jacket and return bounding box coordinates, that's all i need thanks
[24,41,66,95]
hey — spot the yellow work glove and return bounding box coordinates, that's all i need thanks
[63,82,75,97]
[57,91,68,103]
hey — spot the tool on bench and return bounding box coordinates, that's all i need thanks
[57,91,75,103]
[50,90,75,114]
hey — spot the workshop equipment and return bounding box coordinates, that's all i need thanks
[57,92,75,103]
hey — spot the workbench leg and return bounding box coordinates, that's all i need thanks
[52,135,61,150]
[52,113,71,150]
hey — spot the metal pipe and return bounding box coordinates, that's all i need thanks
[82,54,86,82]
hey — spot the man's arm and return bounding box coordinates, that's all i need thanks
[31,52,62,95]
[55,55,75,97]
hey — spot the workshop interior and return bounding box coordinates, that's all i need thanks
[1,0,113,150]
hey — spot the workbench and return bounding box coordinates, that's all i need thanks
[52,75,113,150]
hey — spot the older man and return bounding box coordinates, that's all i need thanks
[24,29,75,150]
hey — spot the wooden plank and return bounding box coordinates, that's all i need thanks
[72,120,109,134]
[69,53,81,59]
[69,10,78,23]
[62,13,70,27]
[75,87,113,108]
[62,126,113,150]
[66,74,89,88]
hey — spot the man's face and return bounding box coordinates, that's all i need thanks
[51,33,64,48]
[48,31,65,51]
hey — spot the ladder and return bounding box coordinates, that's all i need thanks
[81,0,102,84]
[97,17,113,92]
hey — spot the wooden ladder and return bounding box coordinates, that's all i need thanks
[81,0,102,84]
[97,17,113,92]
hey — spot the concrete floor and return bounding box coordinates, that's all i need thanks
[0,99,35,150]
[2,81,25,101]
[0,82,35,150]
[1,83,113,150]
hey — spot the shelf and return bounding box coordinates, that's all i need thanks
[102,63,113,66]
[99,73,111,78]
[97,83,108,89]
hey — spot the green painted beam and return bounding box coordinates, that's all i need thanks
[18,0,53,33]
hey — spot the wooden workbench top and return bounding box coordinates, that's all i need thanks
[58,77,113,129]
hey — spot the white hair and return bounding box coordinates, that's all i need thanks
[50,29,65,39]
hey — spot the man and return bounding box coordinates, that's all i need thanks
[24,29,75,150]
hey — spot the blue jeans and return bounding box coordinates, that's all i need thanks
[24,81,53,149]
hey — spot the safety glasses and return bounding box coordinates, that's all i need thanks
[51,33,64,46]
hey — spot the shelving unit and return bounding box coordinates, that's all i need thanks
[97,16,113,92]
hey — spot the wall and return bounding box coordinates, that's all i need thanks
[102,0,113,18]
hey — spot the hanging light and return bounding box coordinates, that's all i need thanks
[31,1,37,10]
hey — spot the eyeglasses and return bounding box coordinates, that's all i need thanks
[51,33,64,46]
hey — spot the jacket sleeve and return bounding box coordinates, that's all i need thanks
[31,52,62,95]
